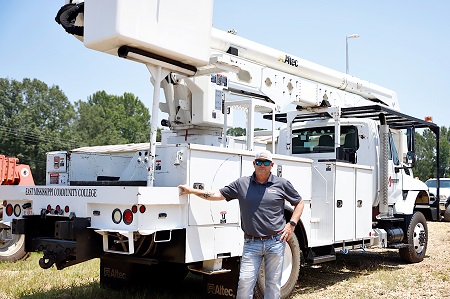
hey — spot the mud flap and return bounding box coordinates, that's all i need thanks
[203,257,240,298]
[100,255,134,289]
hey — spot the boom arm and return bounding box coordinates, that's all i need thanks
[210,28,399,110]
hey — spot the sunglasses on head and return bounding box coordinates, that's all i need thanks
[255,159,271,166]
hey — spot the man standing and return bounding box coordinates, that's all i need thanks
[178,150,304,299]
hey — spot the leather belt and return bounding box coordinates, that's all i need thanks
[244,234,274,240]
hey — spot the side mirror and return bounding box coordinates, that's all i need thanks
[405,151,416,167]
[407,127,415,152]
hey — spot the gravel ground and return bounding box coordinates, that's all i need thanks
[292,221,450,299]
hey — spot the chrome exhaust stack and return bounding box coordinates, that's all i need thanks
[377,113,392,219]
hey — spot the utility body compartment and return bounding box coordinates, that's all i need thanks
[309,161,373,246]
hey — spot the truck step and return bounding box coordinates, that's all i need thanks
[188,265,231,275]
[310,254,336,264]
[388,243,411,249]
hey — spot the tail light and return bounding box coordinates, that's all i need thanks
[13,204,21,217]
[112,208,122,224]
[123,209,133,225]
[5,204,13,216]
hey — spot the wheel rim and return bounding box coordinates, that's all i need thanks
[0,228,15,249]
[412,222,426,254]
[281,242,293,286]
[0,229,23,255]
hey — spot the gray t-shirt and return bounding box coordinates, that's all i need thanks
[219,172,302,237]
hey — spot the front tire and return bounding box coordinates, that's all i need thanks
[255,233,301,299]
[399,212,427,263]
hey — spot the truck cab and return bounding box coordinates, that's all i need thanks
[274,105,439,221]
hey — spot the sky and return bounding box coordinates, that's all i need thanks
[1,1,449,129]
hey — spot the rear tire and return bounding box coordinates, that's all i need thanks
[254,233,301,299]
[0,207,28,262]
[399,212,427,263]
[0,229,28,262]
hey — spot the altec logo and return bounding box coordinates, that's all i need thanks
[103,267,127,280]
[207,283,234,297]
[278,54,299,67]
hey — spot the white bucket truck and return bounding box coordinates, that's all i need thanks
[1,1,440,298]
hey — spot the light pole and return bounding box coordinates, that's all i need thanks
[346,34,360,74]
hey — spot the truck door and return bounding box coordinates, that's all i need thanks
[387,131,403,203]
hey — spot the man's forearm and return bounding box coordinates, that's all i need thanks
[178,185,225,201]
[291,200,304,224]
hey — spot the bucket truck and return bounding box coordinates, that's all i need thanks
[0,1,440,298]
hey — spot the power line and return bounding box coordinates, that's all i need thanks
[0,125,80,148]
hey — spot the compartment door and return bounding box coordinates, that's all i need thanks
[188,149,241,225]
[334,165,356,242]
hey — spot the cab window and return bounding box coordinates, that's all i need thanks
[292,126,359,154]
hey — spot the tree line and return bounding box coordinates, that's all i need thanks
[0,77,448,184]
[0,78,151,184]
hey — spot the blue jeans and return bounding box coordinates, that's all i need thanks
[237,234,286,299]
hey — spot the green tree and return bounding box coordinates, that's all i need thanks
[74,91,150,146]
[227,127,246,136]
[0,78,77,183]
[226,127,266,136]
[414,127,450,181]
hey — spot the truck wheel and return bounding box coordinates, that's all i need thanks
[444,205,450,222]
[399,212,427,263]
[0,228,28,262]
[254,232,301,299]
[0,207,28,262]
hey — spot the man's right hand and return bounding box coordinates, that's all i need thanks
[178,184,193,195]
[177,185,225,201]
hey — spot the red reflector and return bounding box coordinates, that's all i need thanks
[6,204,13,216]
[55,205,61,211]
[64,206,70,213]
[139,205,146,213]
[47,204,52,211]
[131,205,138,213]
[123,209,133,225]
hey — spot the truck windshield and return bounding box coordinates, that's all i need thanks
[292,126,358,154]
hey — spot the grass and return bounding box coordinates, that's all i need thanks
[0,254,203,299]
[1,221,449,299]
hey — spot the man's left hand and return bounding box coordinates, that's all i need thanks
[280,223,295,242]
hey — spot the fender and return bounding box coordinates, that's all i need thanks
[394,190,420,215]
[284,205,308,249]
